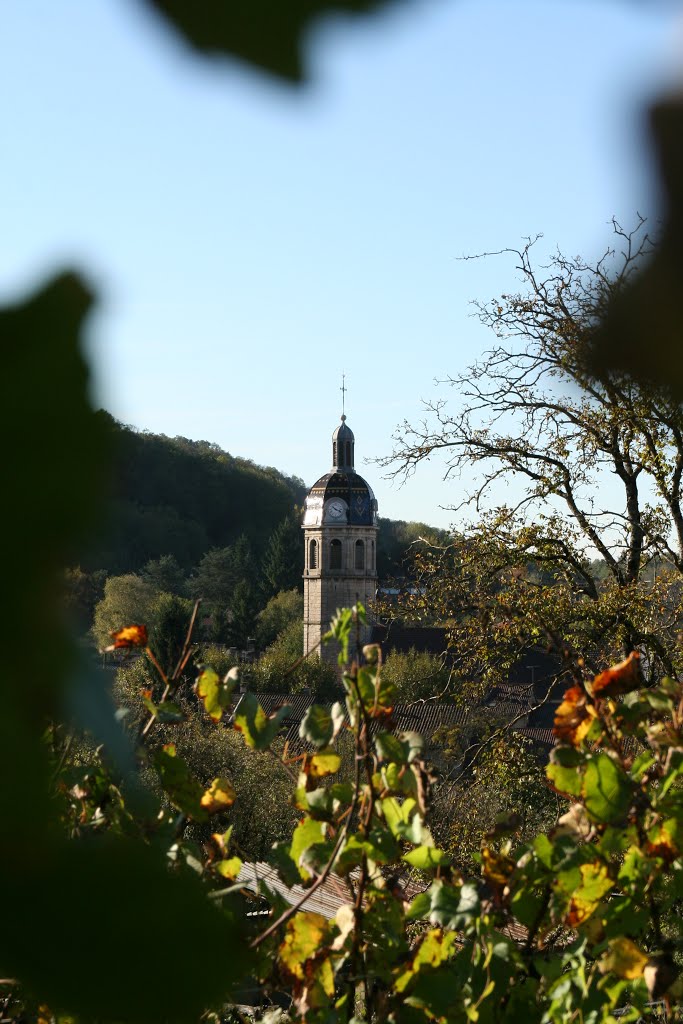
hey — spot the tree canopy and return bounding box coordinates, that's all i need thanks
[382,221,683,686]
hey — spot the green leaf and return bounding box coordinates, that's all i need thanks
[299,840,337,877]
[400,731,425,763]
[629,751,656,782]
[354,663,395,716]
[546,761,583,798]
[583,753,633,823]
[269,841,301,887]
[329,781,354,805]
[1,835,249,1021]
[142,694,158,717]
[511,887,548,929]
[382,761,419,799]
[303,781,352,821]
[405,890,432,921]
[289,818,328,880]
[326,605,365,664]
[299,704,334,749]
[153,745,207,821]
[405,964,461,1018]
[305,787,335,820]
[337,829,401,869]
[428,879,480,930]
[644,688,674,713]
[363,828,401,863]
[660,747,683,798]
[234,692,291,750]
[532,834,554,868]
[375,731,409,764]
[403,846,450,870]
[156,700,185,723]
[381,797,428,845]
[394,928,459,993]
[363,889,408,970]
[196,666,237,723]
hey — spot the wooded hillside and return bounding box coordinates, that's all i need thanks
[78,412,308,573]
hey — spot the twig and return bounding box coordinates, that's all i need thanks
[140,600,202,739]
[170,598,202,684]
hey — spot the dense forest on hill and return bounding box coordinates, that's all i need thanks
[77,411,308,573]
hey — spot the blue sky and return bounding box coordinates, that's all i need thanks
[2,1,681,528]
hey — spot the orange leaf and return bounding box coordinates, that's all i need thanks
[553,685,597,746]
[592,652,643,698]
[110,623,148,649]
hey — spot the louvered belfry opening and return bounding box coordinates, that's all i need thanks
[330,538,342,570]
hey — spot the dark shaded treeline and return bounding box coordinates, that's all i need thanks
[76,411,308,573]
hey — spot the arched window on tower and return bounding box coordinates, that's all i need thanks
[330,538,342,571]
[309,538,318,570]
[371,540,375,570]
[333,441,338,465]
[345,441,352,465]
[355,539,365,570]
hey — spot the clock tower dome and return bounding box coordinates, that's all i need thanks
[302,416,379,663]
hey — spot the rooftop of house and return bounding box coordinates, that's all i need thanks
[229,685,558,753]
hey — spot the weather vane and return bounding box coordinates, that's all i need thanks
[340,373,347,418]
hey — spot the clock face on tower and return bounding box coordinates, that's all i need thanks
[325,498,347,522]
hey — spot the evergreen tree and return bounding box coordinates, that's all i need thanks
[141,554,187,595]
[190,535,254,610]
[260,513,301,597]
[150,592,194,674]
[226,579,259,648]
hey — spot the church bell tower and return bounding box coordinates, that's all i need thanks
[302,416,379,664]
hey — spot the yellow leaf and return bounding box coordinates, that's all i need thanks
[306,751,341,778]
[201,777,237,814]
[600,937,648,979]
[279,913,329,980]
[216,856,242,880]
[565,862,612,926]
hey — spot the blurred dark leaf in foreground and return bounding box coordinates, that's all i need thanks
[0,274,247,1019]
[142,0,408,81]
[592,95,683,395]
[0,271,107,832]
[0,838,248,1022]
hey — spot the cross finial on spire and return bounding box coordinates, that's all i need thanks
[340,373,347,418]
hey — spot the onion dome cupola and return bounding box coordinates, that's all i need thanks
[303,416,378,529]
[333,415,355,470]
